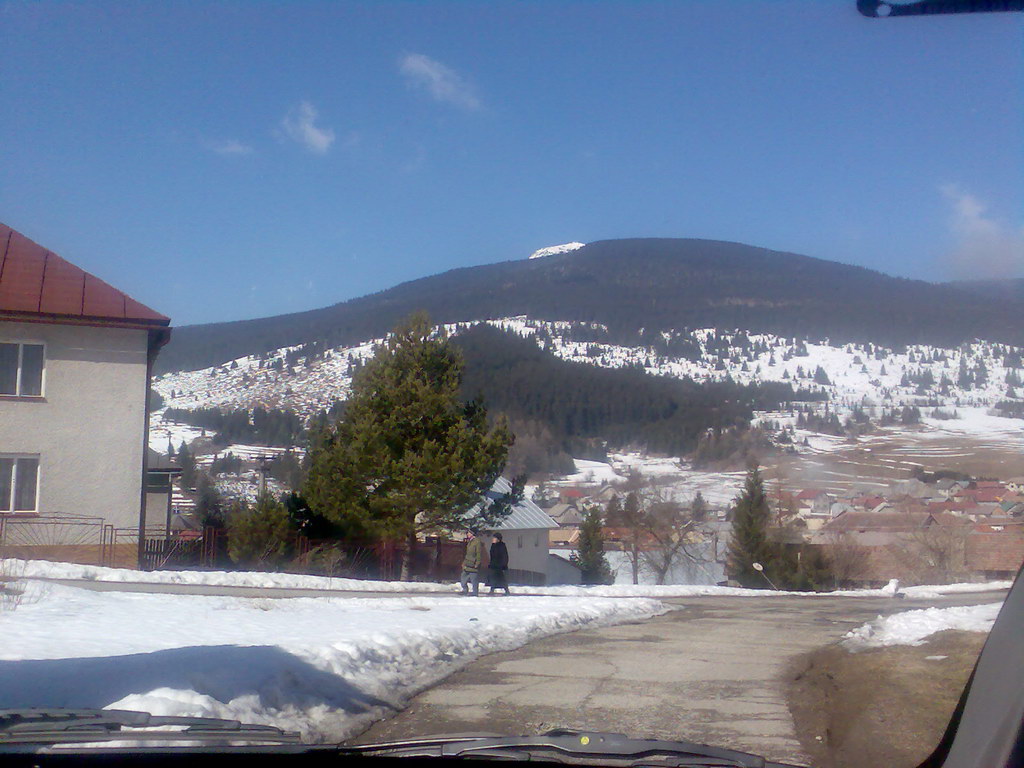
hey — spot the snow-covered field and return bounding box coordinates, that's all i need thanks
[842,602,1003,651]
[0,581,664,742]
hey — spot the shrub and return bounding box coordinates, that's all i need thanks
[227,494,293,570]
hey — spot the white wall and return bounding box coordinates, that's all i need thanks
[0,321,149,533]
[502,528,550,577]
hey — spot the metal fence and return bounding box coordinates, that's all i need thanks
[0,515,108,565]
[0,518,526,586]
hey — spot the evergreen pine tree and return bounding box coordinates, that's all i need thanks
[226,493,293,570]
[691,492,708,521]
[177,442,196,490]
[727,463,775,588]
[571,506,613,585]
[303,313,515,580]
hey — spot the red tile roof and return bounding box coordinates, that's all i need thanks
[796,489,824,500]
[0,223,169,327]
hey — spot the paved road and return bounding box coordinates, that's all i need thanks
[354,590,1006,766]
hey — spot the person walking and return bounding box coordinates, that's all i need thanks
[488,532,511,595]
[460,529,484,596]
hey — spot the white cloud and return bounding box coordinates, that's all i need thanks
[281,101,335,154]
[204,138,254,156]
[398,53,480,111]
[940,184,1024,279]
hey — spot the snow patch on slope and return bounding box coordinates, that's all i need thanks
[529,242,586,259]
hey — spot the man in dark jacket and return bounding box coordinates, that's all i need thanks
[488,532,511,595]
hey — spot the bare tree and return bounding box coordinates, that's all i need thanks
[821,530,870,588]
[895,515,971,584]
[635,482,712,585]
[606,492,644,584]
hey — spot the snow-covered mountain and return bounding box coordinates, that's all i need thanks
[151,316,1024,453]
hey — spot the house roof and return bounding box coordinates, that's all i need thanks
[824,510,929,532]
[796,489,825,500]
[0,223,169,328]
[146,448,181,473]
[470,477,559,531]
[958,488,1004,503]
[547,503,583,526]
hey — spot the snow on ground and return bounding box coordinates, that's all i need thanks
[544,453,743,510]
[918,406,1024,443]
[842,602,1003,651]
[195,444,303,464]
[529,581,1010,599]
[0,582,665,742]
[13,559,457,593]
[553,458,621,485]
[608,452,685,478]
[14,560,1009,599]
[149,418,206,455]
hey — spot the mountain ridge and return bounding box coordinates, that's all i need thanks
[157,238,1024,374]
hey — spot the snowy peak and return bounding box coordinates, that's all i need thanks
[529,242,586,260]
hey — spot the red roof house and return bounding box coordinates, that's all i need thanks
[0,223,169,329]
[1,223,171,567]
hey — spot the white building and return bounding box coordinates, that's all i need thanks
[0,223,170,565]
[472,477,559,585]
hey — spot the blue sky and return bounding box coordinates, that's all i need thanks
[2,1,1021,326]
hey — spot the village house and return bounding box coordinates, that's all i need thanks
[0,223,170,566]
[470,476,560,585]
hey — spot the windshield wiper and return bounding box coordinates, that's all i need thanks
[344,728,805,767]
[0,709,302,746]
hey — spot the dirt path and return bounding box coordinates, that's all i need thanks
[354,592,1003,766]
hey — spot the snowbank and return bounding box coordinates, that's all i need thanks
[0,583,664,742]
[842,602,1002,650]
[13,559,457,593]
[526,580,1011,599]
[10,559,1010,599]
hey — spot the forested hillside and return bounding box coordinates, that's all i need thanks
[453,325,815,459]
[156,239,1024,374]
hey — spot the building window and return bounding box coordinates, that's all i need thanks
[535,533,540,547]
[0,343,45,397]
[0,455,40,514]
[517,536,522,549]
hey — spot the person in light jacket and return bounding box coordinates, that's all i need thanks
[460,530,484,596]
[488,532,510,595]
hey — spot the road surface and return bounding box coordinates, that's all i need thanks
[354,590,1005,766]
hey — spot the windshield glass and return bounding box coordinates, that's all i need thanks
[1,3,1022,768]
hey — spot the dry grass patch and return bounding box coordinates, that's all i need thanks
[786,630,986,768]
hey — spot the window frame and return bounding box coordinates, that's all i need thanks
[0,341,46,398]
[0,453,41,515]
